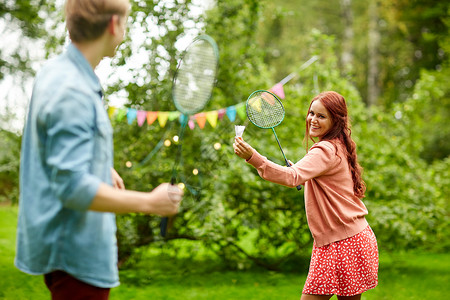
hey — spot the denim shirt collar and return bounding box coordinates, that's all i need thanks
[66,43,103,98]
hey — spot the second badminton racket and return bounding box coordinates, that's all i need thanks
[246,90,302,191]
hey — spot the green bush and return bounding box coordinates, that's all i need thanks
[0,130,21,204]
[360,68,449,252]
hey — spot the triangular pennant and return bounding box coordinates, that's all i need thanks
[248,97,262,112]
[261,91,276,105]
[179,114,188,125]
[137,110,147,127]
[217,108,226,120]
[236,103,246,120]
[169,111,180,121]
[127,108,137,124]
[116,108,127,122]
[269,82,285,99]
[206,111,218,128]
[226,106,236,122]
[146,111,158,125]
[158,111,169,128]
[108,106,117,119]
[188,119,195,130]
[195,112,207,129]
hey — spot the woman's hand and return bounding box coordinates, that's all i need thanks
[233,137,255,160]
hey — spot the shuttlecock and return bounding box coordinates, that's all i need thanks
[235,125,246,138]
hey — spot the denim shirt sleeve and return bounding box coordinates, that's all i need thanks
[40,87,102,211]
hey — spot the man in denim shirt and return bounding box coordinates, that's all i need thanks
[15,0,183,298]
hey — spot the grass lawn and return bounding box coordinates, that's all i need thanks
[1,205,448,299]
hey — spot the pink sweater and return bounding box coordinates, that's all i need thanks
[247,139,369,247]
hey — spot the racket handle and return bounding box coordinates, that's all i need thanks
[161,176,177,237]
[160,217,169,237]
[285,160,302,191]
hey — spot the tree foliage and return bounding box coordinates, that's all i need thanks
[0,0,448,269]
[0,0,62,80]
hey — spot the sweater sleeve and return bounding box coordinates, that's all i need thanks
[246,141,339,188]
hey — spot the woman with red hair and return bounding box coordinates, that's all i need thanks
[233,91,378,300]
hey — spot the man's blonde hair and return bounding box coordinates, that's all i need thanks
[65,0,128,42]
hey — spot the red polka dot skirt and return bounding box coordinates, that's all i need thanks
[302,226,379,297]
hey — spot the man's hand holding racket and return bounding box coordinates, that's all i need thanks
[233,137,255,160]
[148,183,184,216]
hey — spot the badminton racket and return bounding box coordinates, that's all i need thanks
[160,35,219,237]
[246,90,302,191]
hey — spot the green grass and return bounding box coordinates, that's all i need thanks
[0,206,50,299]
[1,205,448,299]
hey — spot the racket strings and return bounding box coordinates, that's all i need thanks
[173,41,218,114]
[246,92,285,128]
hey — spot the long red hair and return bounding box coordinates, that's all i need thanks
[304,91,366,198]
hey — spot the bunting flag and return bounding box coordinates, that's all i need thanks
[179,114,188,125]
[158,111,169,127]
[217,108,226,120]
[137,110,147,127]
[127,108,137,124]
[236,103,246,120]
[206,111,218,128]
[248,97,262,112]
[188,119,195,130]
[147,111,158,125]
[108,106,117,119]
[195,112,207,129]
[116,108,127,122]
[226,106,236,122]
[261,91,276,105]
[269,82,285,99]
[169,111,180,121]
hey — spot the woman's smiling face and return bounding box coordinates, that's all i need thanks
[307,100,333,139]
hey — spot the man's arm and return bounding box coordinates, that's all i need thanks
[89,182,182,216]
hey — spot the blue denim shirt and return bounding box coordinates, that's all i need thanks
[15,44,119,288]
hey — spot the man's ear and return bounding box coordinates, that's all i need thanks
[108,15,119,35]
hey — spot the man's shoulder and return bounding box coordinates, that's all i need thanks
[37,52,80,85]
[32,53,97,120]
[34,52,93,104]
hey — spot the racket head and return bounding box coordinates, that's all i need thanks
[172,35,219,115]
[246,90,285,129]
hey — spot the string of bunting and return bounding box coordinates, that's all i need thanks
[107,56,318,130]
[107,83,285,130]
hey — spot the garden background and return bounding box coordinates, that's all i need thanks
[0,0,449,299]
